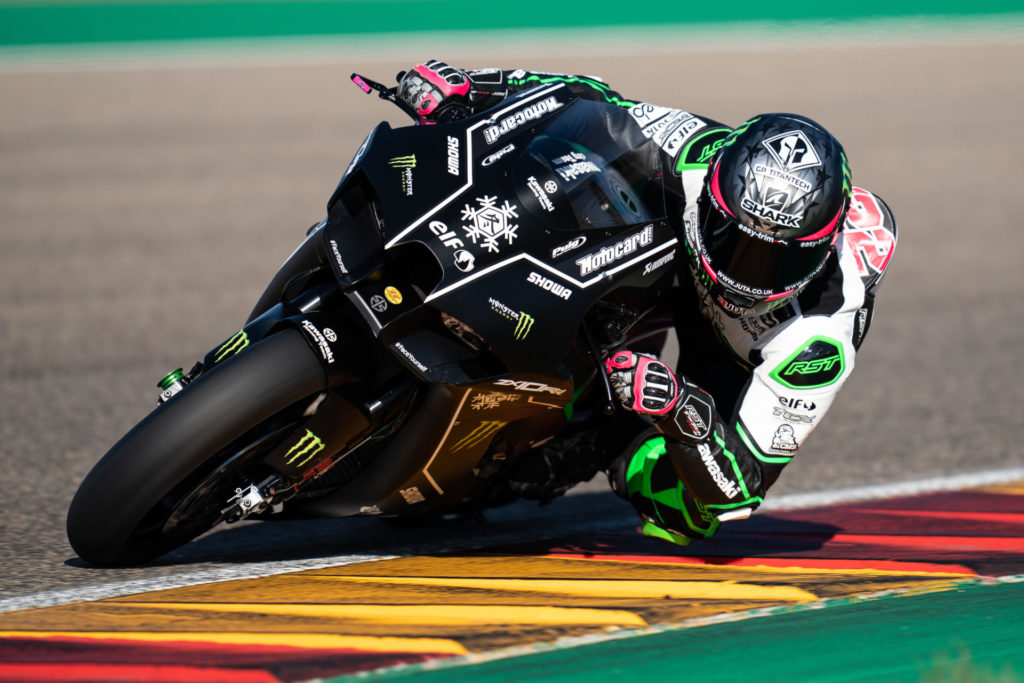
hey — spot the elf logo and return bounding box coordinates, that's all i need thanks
[779,397,817,411]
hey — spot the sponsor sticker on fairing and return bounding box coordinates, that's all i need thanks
[642,252,674,276]
[527,271,572,300]
[393,341,428,372]
[575,224,654,276]
[388,155,416,196]
[482,96,563,144]
[461,195,520,253]
[489,297,535,340]
[471,391,521,410]
[284,429,325,467]
[555,160,601,182]
[328,239,349,274]
[446,136,460,176]
[493,379,566,395]
[526,176,556,212]
[482,144,515,166]
[551,235,586,259]
[301,320,335,364]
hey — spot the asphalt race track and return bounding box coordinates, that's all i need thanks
[1,29,1023,675]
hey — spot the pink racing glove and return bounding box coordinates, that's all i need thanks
[604,351,680,416]
[396,60,472,124]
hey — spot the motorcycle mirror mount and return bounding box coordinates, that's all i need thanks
[350,73,421,123]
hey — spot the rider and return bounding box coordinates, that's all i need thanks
[396,61,898,545]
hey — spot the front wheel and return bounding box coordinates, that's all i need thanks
[66,329,328,566]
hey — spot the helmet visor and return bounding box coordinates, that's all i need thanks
[697,196,834,297]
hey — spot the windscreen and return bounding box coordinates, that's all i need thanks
[513,101,667,231]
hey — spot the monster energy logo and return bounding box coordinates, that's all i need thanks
[451,420,507,452]
[214,329,249,362]
[387,155,417,168]
[489,297,535,340]
[388,155,416,196]
[284,429,325,467]
[514,313,534,340]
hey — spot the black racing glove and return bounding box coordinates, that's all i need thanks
[605,350,755,511]
[604,350,714,440]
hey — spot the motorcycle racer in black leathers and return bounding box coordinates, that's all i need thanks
[397,61,898,545]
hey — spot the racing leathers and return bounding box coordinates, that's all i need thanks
[400,63,898,544]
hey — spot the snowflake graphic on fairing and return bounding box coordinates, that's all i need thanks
[460,195,519,253]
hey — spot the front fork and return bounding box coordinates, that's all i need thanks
[157,281,418,523]
[218,374,419,524]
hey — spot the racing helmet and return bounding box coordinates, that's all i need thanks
[689,113,851,317]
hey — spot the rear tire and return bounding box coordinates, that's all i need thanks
[66,329,327,566]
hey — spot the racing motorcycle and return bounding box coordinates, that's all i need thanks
[66,74,681,566]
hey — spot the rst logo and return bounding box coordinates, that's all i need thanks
[527,271,572,300]
[770,336,845,389]
[784,356,840,375]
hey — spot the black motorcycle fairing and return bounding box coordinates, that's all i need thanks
[246,223,330,324]
[294,376,573,518]
[315,87,679,386]
[67,78,694,566]
[215,87,686,511]
[323,167,387,286]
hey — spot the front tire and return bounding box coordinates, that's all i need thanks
[67,329,327,566]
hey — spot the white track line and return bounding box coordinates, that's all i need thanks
[2,466,1022,614]
[762,466,1024,510]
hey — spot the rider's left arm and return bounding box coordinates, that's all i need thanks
[397,61,635,123]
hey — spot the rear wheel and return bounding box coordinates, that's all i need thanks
[66,330,328,566]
